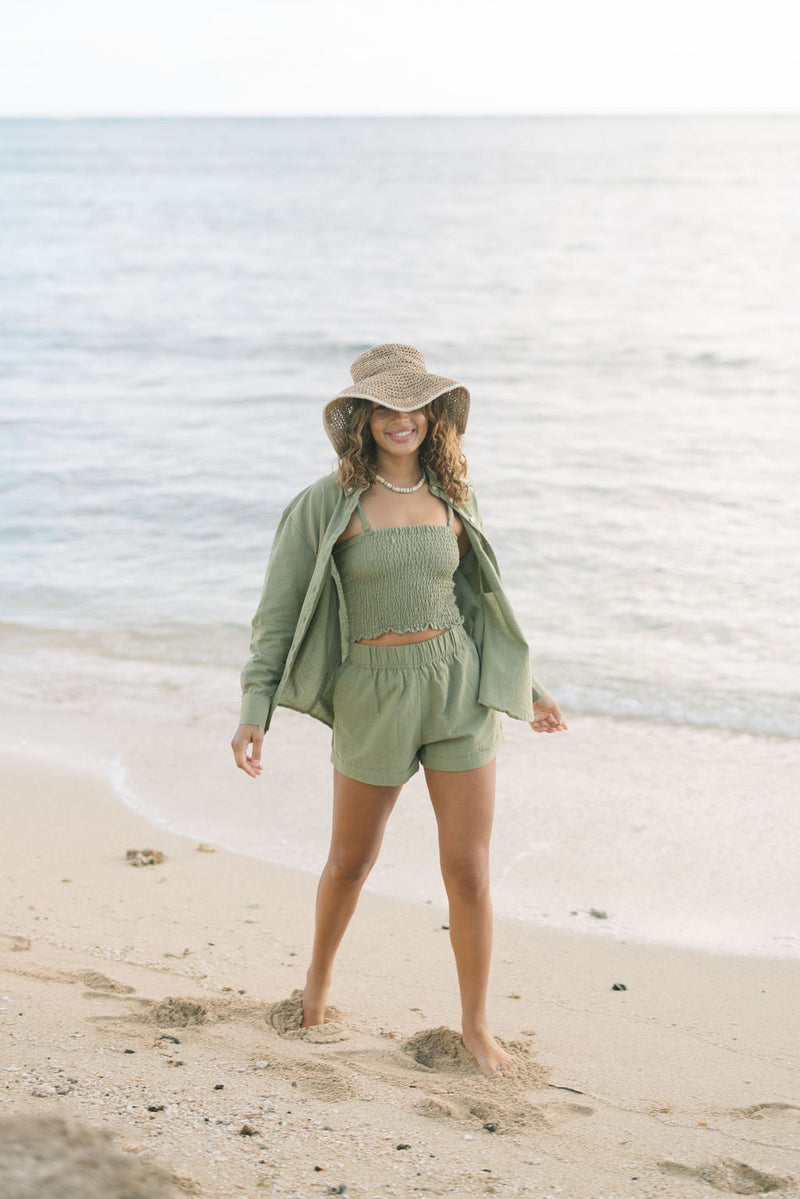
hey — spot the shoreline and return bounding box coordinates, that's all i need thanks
[106,746,800,964]
[2,749,799,1197]
[2,630,799,961]
[3,618,799,740]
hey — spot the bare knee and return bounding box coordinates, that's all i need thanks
[326,853,375,885]
[441,857,491,901]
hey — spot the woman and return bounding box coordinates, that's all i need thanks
[231,344,567,1078]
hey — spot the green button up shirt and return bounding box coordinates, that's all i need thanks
[239,470,546,730]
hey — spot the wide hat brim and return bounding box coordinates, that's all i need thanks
[323,366,470,457]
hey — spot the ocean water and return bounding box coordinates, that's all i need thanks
[2,116,798,737]
[1,117,799,954]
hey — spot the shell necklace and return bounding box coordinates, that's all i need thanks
[374,473,426,494]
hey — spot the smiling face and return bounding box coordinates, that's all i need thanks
[368,404,429,459]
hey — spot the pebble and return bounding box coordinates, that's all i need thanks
[148,1104,165,1112]
[31,1085,56,1097]
[239,1124,259,1137]
[611,983,628,991]
[483,1122,499,1133]
[214,1084,224,1090]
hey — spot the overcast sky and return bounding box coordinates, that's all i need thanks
[1,0,799,116]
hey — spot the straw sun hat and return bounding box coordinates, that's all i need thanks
[323,344,470,456]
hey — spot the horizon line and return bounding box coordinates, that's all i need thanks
[2,109,800,120]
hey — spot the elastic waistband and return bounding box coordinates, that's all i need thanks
[346,624,468,669]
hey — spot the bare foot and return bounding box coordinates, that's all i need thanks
[301,975,330,1028]
[462,1027,517,1079]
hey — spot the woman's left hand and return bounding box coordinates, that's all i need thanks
[530,694,568,733]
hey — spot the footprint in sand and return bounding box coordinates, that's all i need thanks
[411,1093,540,1133]
[726,1103,800,1121]
[337,1042,553,1134]
[126,994,271,1028]
[99,990,364,1038]
[466,1097,548,1132]
[0,933,31,952]
[396,1027,556,1134]
[75,970,136,995]
[403,1026,479,1073]
[538,1100,595,1126]
[266,989,349,1043]
[413,1097,458,1122]
[101,988,347,1040]
[1,964,136,995]
[402,1026,549,1087]
[145,997,209,1027]
[658,1158,794,1195]
[281,1058,358,1102]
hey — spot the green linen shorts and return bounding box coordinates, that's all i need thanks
[330,624,503,786]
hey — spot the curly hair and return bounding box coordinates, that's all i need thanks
[336,396,469,506]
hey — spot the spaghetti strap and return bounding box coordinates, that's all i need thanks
[355,498,371,532]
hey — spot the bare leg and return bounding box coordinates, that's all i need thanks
[424,759,515,1078]
[302,768,402,1026]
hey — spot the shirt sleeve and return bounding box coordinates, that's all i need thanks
[468,490,548,709]
[239,510,317,728]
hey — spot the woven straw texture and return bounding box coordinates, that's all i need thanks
[323,344,470,456]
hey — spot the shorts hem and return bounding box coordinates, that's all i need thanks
[330,752,420,787]
[420,735,504,774]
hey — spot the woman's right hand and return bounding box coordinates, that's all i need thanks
[231,724,264,778]
[530,694,568,733]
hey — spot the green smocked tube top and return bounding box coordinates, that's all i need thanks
[333,500,463,642]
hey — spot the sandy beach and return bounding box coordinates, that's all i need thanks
[2,746,799,1199]
[4,110,800,1197]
